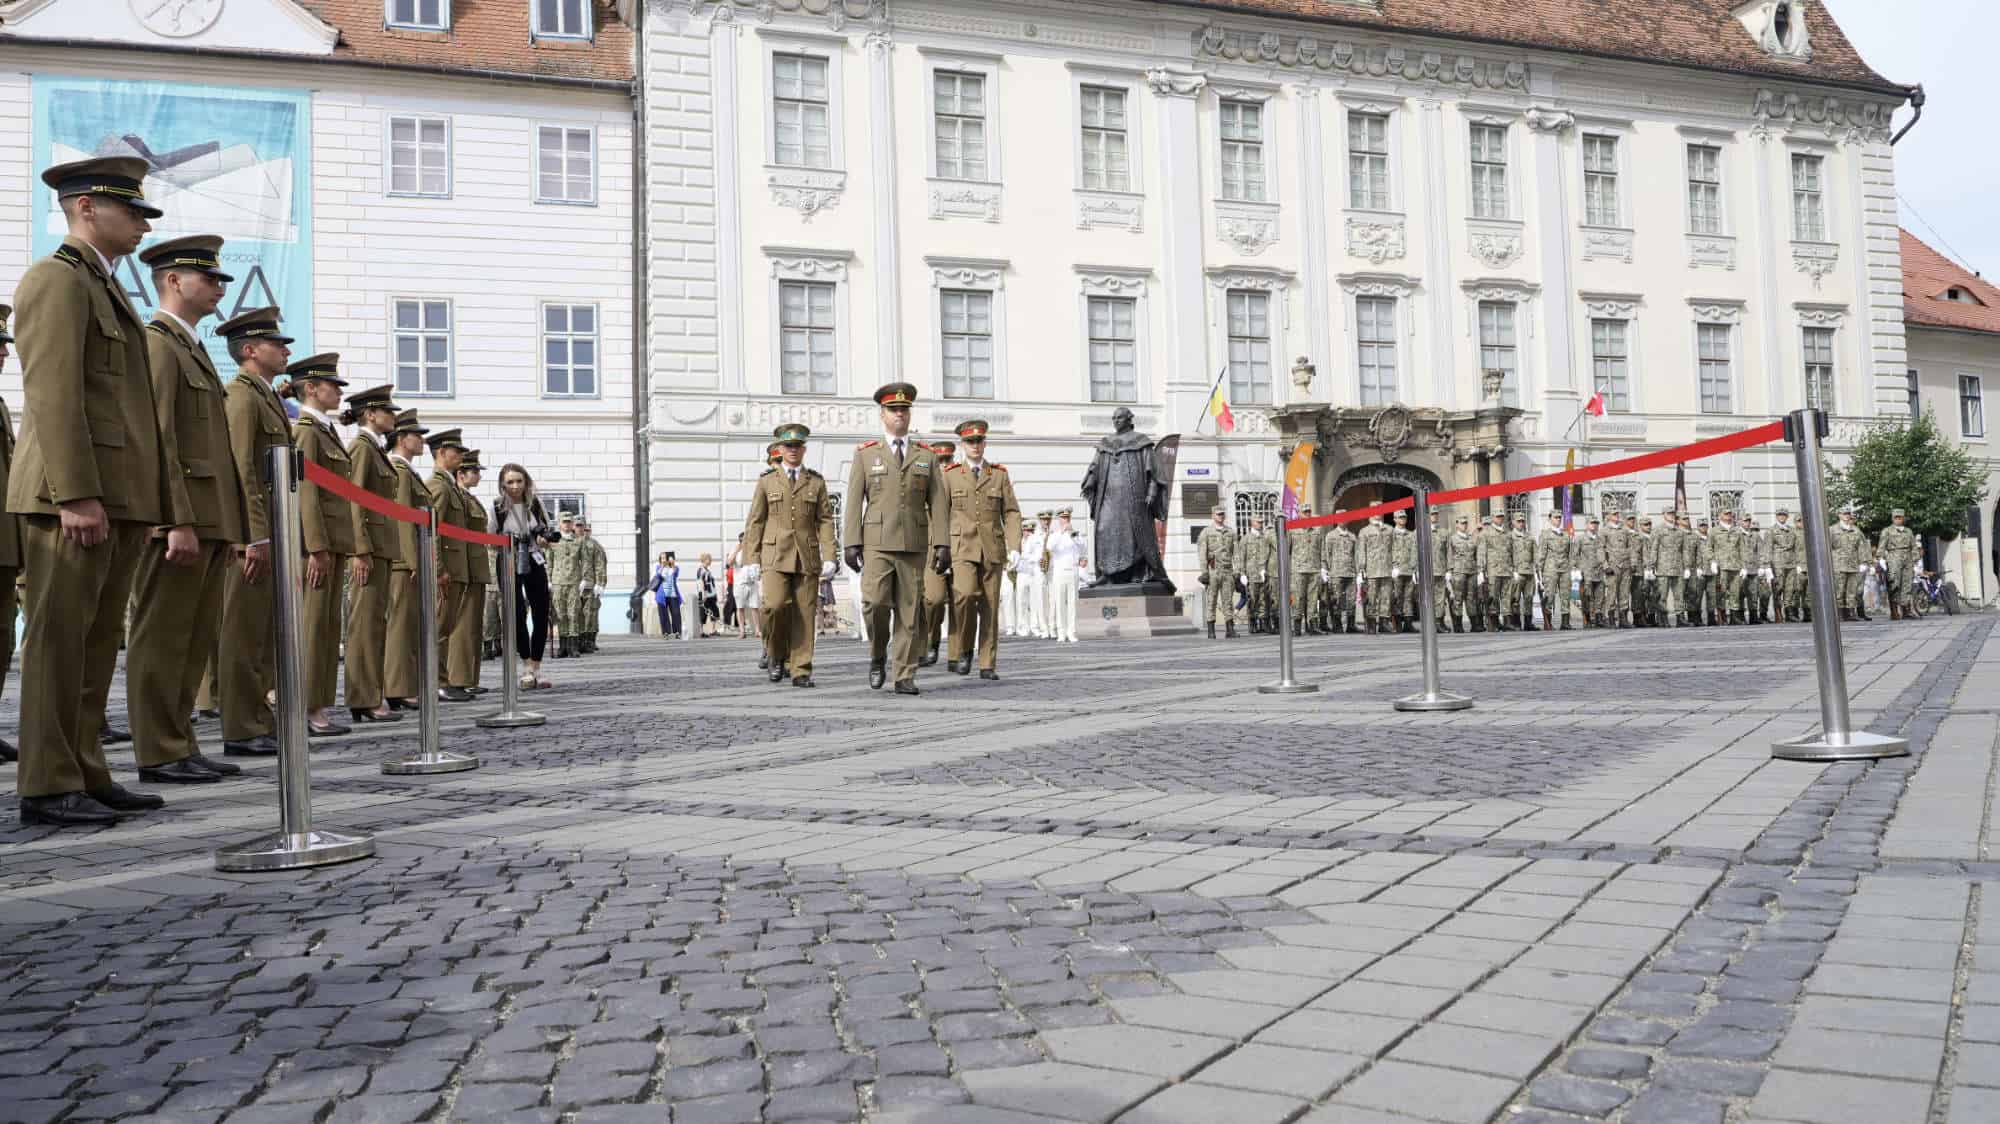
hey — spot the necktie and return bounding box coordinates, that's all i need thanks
[973,464,982,480]
[788,468,797,484]
[893,440,904,466]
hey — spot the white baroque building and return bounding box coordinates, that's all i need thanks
[638,0,1916,590]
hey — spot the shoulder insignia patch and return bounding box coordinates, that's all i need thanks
[858,440,880,450]
[804,467,821,478]
[146,321,170,335]
[988,463,1006,472]
[760,466,777,476]
[946,462,964,471]
[52,245,83,267]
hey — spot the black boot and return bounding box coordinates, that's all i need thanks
[1207,622,1216,640]
[1225,621,1238,639]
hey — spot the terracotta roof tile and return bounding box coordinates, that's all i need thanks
[1168,0,1900,91]
[1902,230,2000,337]
[298,0,633,84]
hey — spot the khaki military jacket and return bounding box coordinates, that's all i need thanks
[1391,525,1418,571]
[1603,524,1633,572]
[1198,525,1239,576]
[1240,530,1274,582]
[579,537,608,585]
[1535,528,1571,571]
[1712,524,1747,570]
[0,399,18,568]
[1693,531,1715,571]
[294,414,356,557]
[428,470,472,582]
[1359,522,1394,578]
[464,496,493,583]
[1476,527,1512,580]
[346,433,403,565]
[1321,526,1357,577]
[145,315,247,544]
[1747,529,1770,569]
[843,439,948,554]
[1637,531,1658,571]
[1768,522,1802,570]
[1288,526,1320,573]
[224,370,291,545]
[745,465,837,575]
[1447,530,1478,575]
[1510,529,1535,575]
[1829,522,1867,573]
[943,461,1022,566]
[1576,531,1604,580]
[1655,527,1684,574]
[7,236,174,523]
[1879,524,1919,565]
[390,457,432,574]
[1429,524,1448,576]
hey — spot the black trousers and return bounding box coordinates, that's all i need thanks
[657,599,682,637]
[515,562,552,661]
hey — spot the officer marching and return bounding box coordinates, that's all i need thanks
[425,429,475,699]
[841,383,949,694]
[743,423,836,686]
[942,419,1021,677]
[574,519,608,652]
[920,438,956,666]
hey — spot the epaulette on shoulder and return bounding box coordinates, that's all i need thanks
[804,467,822,478]
[988,463,1007,472]
[146,320,170,334]
[858,440,880,449]
[945,462,964,471]
[52,245,84,267]
[760,466,777,476]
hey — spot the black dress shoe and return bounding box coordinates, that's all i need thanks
[769,666,786,683]
[224,734,280,757]
[386,697,419,712]
[138,758,222,785]
[20,792,121,826]
[893,680,920,696]
[90,783,166,812]
[0,738,16,764]
[792,675,815,688]
[308,721,351,738]
[869,665,886,690]
[350,709,404,724]
[953,659,971,676]
[100,726,132,746]
[758,655,770,670]
[979,669,999,681]
[439,686,474,702]
[921,646,939,667]
[198,708,221,721]
[187,751,241,776]
[467,686,489,696]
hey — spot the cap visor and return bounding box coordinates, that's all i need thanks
[267,334,296,345]
[205,268,235,283]
[130,201,165,219]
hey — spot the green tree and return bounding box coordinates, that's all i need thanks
[1821,408,1987,541]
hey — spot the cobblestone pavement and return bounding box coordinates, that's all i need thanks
[3,615,1998,1123]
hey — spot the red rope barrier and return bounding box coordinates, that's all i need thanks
[1282,419,1786,532]
[299,459,509,547]
[439,522,509,548]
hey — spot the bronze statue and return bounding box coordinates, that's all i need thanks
[1080,407,1173,591]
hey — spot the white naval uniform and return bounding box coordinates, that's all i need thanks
[1018,528,1047,638]
[1048,524,1084,642]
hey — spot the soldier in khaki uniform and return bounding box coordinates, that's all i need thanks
[0,306,19,763]
[1769,508,1804,622]
[1197,507,1240,640]
[1535,512,1573,630]
[1829,506,1870,621]
[1285,506,1320,635]
[125,235,248,784]
[575,520,608,652]
[1242,516,1275,634]
[11,158,180,825]
[841,383,950,695]
[1600,510,1633,628]
[1320,512,1358,634]
[385,410,431,709]
[338,385,406,724]
[1358,514,1393,634]
[1444,514,1477,633]
[450,452,491,693]
[743,423,836,686]
[942,419,1022,676]
[1391,509,1419,631]
[425,430,473,699]
[1879,509,1920,620]
[287,356,355,737]
[919,439,955,666]
[1576,517,1604,627]
[216,307,292,756]
[548,513,579,658]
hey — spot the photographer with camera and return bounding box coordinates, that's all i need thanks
[492,464,563,690]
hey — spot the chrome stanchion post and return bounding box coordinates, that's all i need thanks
[1773,409,1908,761]
[215,449,375,871]
[477,542,545,728]
[385,516,480,773]
[1396,492,1473,712]
[1260,512,1318,695]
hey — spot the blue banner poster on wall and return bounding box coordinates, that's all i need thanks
[32,77,312,372]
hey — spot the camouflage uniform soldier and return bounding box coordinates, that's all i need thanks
[548,514,579,657]
[1509,513,1535,630]
[1830,507,1868,620]
[1655,512,1686,628]
[1197,508,1240,639]
[1287,506,1321,636]
[1712,509,1747,624]
[1768,509,1803,622]
[1476,515,1513,630]
[1445,515,1477,633]
[1744,515,1770,624]
[1391,509,1418,631]
[1690,520,1715,626]
[1429,510,1449,627]
[575,520,609,651]
[1535,512,1573,630]
[1359,514,1395,634]
[1878,509,1919,620]
[1577,517,1605,626]
[1321,514,1359,635]
[1601,510,1633,628]
[1241,517,1276,634]
[1634,518,1658,627]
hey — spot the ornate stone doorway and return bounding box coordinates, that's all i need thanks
[1269,400,1525,519]
[1329,462,1443,514]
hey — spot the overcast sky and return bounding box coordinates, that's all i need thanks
[1821,0,1996,276]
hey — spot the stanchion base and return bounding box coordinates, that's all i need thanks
[381,751,480,775]
[1257,681,1320,694]
[475,711,547,729]
[214,828,375,873]
[1771,730,1909,762]
[1394,690,1475,712]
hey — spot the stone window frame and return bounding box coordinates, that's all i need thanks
[1580,291,1645,415]
[1462,278,1540,411]
[1336,90,1406,220]
[1336,271,1419,406]
[1068,62,1148,232]
[1688,298,1747,416]
[926,256,1010,402]
[1209,266,1295,408]
[1075,265,1153,406]
[920,46,1003,185]
[763,245,853,399]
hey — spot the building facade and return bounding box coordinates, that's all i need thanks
[1903,230,2000,604]
[639,0,1914,591]
[0,0,642,592]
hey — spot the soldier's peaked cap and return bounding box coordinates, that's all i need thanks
[873,382,918,407]
[459,449,483,471]
[284,353,346,385]
[392,409,428,437]
[1057,507,1073,517]
[426,427,466,452]
[346,384,397,413]
[929,440,956,456]
[772,422,810,445]
[560,512,576,522]
[955,419,990,439]
[42,156,163,218]
[217,306,294,345]
[138,234,233,282]
[1037,510,1054,519]
[0,303,12,344]
[1892,508,1907,517]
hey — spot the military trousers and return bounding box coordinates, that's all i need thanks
[1581,580,1603,624]
[1538,569,1568,627]
[923,566,950,651]
[484,577,503,645]
[1327,576,1356,626]
[1019,571,1047,637]
[551,579,579,642]
[1289,572,1320,624]
[1603,571,1632,622]
[1000,574,1019,635]
[1514,576,1536,626]
[1365,576,1395,621]
[762,567,820,675]
[863,549,925,683]
[17,519,146,798]
[1247,577,1274,628]
[1049,571,1079,642]
[0,567,17,708]
[1659,576,1684,625]
[1201,570,1234,625]
[1887,565,1914,610]
[385,569,423,699]
[582,587,602,637]
[1395,575,1415,620]
[1836,571,1865,614]
[344,559,390,711]
[127,537,231,766]
[1445,574,1472,625]
[1777,568,1805,616]
[449,583,486,688]
[220,557,276,741]
[436,580,469,689]
[303,553,348,712]
[950,559,1005,669]
[1716,570,1743,619]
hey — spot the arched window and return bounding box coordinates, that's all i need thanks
[1234,490,1279,536]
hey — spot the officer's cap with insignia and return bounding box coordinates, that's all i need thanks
[282,353,346,396]
[1892,508,1907,517]
[1057,507,1073,518]
[930,440,955,459]
[1776,507,1789,516]
[560,512,576,524]
[955,419,990,440]
[138,234,233,282]
[773,422,810,446]
[392,409,428,439]
[426,427,466,453]
[873,382,919,408]
[1037,510,1054,521]
[346,384,398,415]
[459,449,483,471]
[42,156,164,218]
[0,303,12,345]
[217,305,295,346]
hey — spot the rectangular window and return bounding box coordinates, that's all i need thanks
[392,299,452,397]
[1080,86,1131,192]
[542,304,598,398]
[1708,489,1744,520]
[1590,318,1632,413]
[1803,326,1836,413]
[1469,123,1508,219]
[536,125,595,204]
[939,290,994,399]
[779,280,836,395]
[1348,112,1390,210]
[388,115,450,197]
[933,71,988,181]
[1225,290,1274,406]
[772,53,832,169]
[1583,134,1620,226]
[387,0,447,29]
[533,0,589,38]
[1478,301,1519,408]
[1219,99,1266,203]
[1792,154,1827,241]
[1086,295,1138,403]
[1697,323,1733,414]
[1356,295,1398,406]
[1908,369,1921,417]
[1961,375,1985,438]
[543,492,587,521]
[1687,144,1722,234]
[1233,491,1279,537]
[1601,489,1637,519]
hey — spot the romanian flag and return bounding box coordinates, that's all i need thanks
[1206,376,1235,434]
[1281,442,1315,521]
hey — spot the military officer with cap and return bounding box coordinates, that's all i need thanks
[1830,505,1869,621]
[1391,509,1418,631]
[1879,508,1920,620]
[549,512,579,658]
[1241,515,1275,634]
[1321,510,1358,634]
[425,429,474,698]
[842,383,950,694]
[919,439,956,665]
[744,423,836,686]
[1197,506,1240,640]
[286,354,356,737]
[1476,514,1513,630]
[10,156,179,825]
[1445,514,1477,632]
[1768,508,1803,623]
[338,384,407,724]
[1048,507,1085,642]
[575,519,608,652]
[942,419,1021,677]
[125,234,250,783]
[385,410,431,709]
[0,306,19,763]
[1286,505,1320,635]
[451,451,492,693]
[215,306,293,756]
[1535,511,1573,630]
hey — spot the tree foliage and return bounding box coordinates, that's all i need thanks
[1821,408,1988,540]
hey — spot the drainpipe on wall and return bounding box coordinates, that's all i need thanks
[629,3,651,625]
[1891,84,1925,145]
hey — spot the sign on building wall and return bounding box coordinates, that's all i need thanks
[32,76,313,370]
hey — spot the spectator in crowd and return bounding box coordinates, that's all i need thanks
[649,551,683,638]
[732,538,760,641]
[722,552,738,632]
[696,552,720,636]
[493,463,561,689]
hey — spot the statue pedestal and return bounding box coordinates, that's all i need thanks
[1075,584,1197,640]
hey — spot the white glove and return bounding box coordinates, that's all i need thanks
[1763,567,1774,580]
[1571,570,1581,581]
[1007,549,1020,567]
[1478,573,1487,586]
[1798,566,1807,574]
[1711,562,1719,575]
[1683,569,1691,579]
[1320,569,1330,582]
[820,560,836,579]
[582,581,594,593]
[1392,567,1401,579]
[1645,569,1655,581]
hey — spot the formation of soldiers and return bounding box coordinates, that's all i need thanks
[4,157,520,827]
